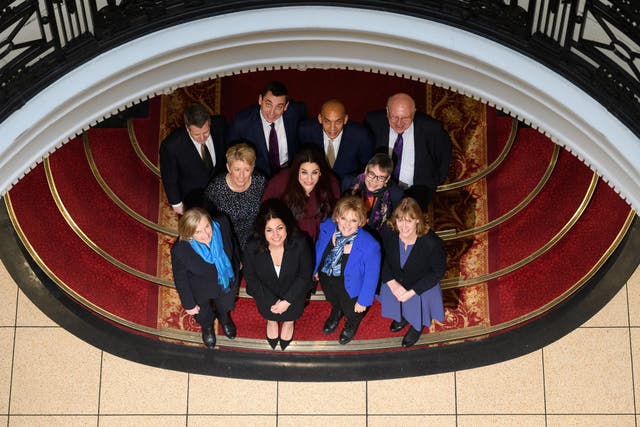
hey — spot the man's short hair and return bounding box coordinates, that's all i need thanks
[261,81,289,100]
[183,104,210,128]
[366,153,394,176]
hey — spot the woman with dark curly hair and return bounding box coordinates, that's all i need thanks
[262,146,340,241]
[243,199,313,350]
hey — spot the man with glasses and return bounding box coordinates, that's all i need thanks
[348,153,404,237]
[160,103,227,215]
[365,93,452,209]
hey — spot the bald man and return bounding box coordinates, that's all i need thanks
[365,93,452,209]
[298,99,374,190]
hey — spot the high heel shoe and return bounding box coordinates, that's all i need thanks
[266,336,279,350]
[280,322,294,351]
[279,337,292,351]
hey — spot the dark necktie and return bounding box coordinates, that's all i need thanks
[201,143,213,170]
[392,132,404,181]
[268,123,280,175]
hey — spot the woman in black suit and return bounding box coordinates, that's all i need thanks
[243,199,313,350]
[170,207,240,348]
[378,197,447,347]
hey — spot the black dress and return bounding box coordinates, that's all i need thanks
[204,173,266,250]
[243,233,313,321]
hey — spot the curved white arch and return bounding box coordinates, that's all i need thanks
[1,6,638,210]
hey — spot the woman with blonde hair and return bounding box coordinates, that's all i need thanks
[378,197,447,347]
[205,141,266,250]
[314,195,381,344]
[170,207,240,348]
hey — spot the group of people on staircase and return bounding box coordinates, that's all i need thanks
[160,81,452,350]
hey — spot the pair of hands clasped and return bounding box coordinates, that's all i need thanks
[386,279,417,302]
[270,299,291,315]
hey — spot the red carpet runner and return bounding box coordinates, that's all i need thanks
[5,71,634,353]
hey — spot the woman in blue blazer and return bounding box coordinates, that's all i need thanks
[314,195,381,344]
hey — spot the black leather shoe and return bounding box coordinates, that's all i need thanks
[338,327,356,345]
[202,329,216,349]
[323,309,343,334]
[390,319,408,333]
[222,320,237,339]
[266,336,279,350]
[402,326,422,347]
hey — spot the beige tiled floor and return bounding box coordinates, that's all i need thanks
[1,260,640,426]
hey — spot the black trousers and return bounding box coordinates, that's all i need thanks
[320,272,365,330]
[404,185,434,211]
[193,290,235,330]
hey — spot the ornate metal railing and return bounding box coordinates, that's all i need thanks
[1,1,638,137]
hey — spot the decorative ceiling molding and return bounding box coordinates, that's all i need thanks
[0,6,638,210]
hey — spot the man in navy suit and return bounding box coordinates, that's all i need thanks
[227,81,307,178]
[159,104,227,215]
[365,93,452,209]
[298,99,374,190]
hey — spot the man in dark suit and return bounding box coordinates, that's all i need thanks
[159,104,227,215]
[227,81,307,178]
[365,93,452,209]
[298,99,374,190]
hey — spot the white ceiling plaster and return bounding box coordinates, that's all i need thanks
[0,6,638,210]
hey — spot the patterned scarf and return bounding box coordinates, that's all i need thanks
[321,229,358,277]
[351,173,392,230]
[189,221,234,291]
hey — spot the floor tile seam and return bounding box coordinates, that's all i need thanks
[547,412,638,417]
[10,325,61,328]
[185,373,190,425]
[275,381,279,426]
[542,347,547,427]
[454,371,458,424]
[365,380,368,425]
[184,412,280,416]
[271,413,367,416]
[458,412,637,416]
[625,283,638,426]
[580,325,635,329]
[97,351,103,418]
[6,287,18,418]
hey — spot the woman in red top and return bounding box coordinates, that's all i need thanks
[262,146,340,242]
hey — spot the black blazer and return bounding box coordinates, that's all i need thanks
[242,233,313,305]
[297,119,374,186]
[159,116,227,206]
[227,101,307,178]
[379,226,446,295]
[364,110,452,190]
[170,215,240,310]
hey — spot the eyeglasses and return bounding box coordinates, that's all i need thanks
[388,115,413,124]
[366,171,389,182]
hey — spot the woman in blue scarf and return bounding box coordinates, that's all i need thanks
[314,195,381,345]
[171,207,239,348]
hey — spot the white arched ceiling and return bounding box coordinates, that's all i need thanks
[1,6,638,211]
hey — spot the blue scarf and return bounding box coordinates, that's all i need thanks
[321,229,358,277]
[189,221,234,291]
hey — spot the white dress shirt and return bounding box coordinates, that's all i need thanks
[388,122,415,187]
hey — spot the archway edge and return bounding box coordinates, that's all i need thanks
[0,6,638,210]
